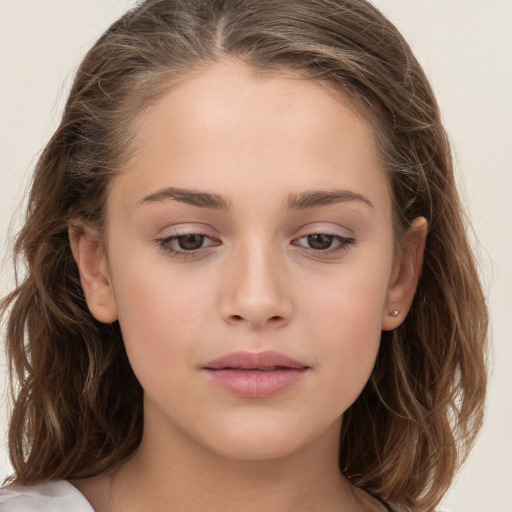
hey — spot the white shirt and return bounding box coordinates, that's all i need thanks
[0,480,94,511]
[0,479,451,512]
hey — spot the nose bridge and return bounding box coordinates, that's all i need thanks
[220,234,293,328]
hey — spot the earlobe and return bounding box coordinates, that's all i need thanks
[382,217,428,331]
[69,222,118,324]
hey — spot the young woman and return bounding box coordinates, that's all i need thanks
[0,1,487,511]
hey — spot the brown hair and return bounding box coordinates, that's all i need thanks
[1,1,487,510]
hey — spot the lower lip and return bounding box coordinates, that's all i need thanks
[203,368,308,398]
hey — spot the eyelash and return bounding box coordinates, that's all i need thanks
[156,232,217,259]
[291,233,356,256]
[156,232,356,259]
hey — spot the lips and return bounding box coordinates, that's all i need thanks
[202,350,309,398]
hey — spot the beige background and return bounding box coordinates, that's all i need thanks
[1,2,511,511]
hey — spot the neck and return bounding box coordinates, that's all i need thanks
[73,398,383,512]
[104,416,357,512]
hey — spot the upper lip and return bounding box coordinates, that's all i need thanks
[203,350,309,370]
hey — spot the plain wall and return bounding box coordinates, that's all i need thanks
[1,2,511,511]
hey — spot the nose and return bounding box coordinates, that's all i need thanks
[219,243,293,330]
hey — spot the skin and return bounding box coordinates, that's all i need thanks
[71,60,427,512]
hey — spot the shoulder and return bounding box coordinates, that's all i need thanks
[0,480,94,511]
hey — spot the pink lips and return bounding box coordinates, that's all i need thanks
[202,350,309,398]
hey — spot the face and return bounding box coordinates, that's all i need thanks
[75,60,421,463]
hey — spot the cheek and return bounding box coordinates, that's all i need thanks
[305,248,392,338]
[300,252,393,404]
[108,255,216,380]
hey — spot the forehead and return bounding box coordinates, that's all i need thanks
[133,61,376,154]
[110,59,388,214]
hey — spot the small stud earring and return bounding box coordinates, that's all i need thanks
[391,309,399,317]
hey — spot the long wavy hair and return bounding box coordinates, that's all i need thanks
[1,1,487,510]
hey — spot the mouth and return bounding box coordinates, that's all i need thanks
[204,350,309,371]
[202,350,309,398]
[210,367,300,371]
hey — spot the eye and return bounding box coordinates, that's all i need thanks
[156,232,220,256]
[303,234,336,250]
[174,234,207,251]
[292,233,355,254]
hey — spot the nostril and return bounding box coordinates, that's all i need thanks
[229,314,283,323]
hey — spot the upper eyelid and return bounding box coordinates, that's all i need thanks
[157,225,354,240]
[293,225,354,239]
[156,223,217,237]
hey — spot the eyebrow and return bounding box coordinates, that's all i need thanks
[285,189,373,210]
[139,187,232,210]
[138,186,373,210]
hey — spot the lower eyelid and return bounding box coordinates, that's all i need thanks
[293,238,356,259]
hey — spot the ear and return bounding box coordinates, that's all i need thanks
[69,222,118,324]
[382,217,428,331]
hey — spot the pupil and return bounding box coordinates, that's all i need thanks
[308,234,333,250]
[178,234,204,250]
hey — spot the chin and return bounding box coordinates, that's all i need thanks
[195,413,339,463]
[225,432,300,460]
[210,437,306,462]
